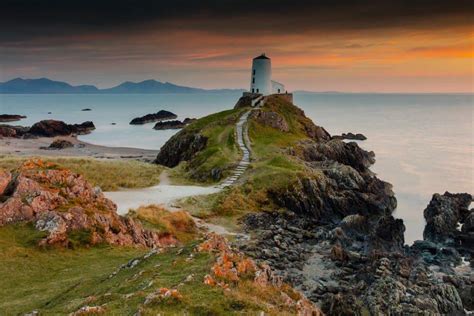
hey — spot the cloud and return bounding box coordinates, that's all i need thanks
[0,0,472,42]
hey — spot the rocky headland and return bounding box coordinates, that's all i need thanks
[155,94,473,314]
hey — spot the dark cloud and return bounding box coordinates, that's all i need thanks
[1,0,472,42]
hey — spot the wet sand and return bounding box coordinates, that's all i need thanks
[0,136,158,162]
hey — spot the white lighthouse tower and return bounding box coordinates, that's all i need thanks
[250,54,272,95]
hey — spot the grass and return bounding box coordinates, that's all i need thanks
[171,107,248,183]
[0,156,163,191]
[173,96,319,229]
[128,205,198,242]
[0,224,296,315]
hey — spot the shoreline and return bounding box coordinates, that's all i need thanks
[0,135,159,162]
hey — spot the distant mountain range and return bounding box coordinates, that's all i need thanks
[0,78,245,94]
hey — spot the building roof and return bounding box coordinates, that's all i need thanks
[254,53,270,60]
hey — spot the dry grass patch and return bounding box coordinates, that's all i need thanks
[0,156,163,191]
[129,205,198,242]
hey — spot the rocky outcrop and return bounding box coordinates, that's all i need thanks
[423,192,472,244]
[0,120,95,138]
[250,110,289,132]
[155,131,208,167]
[0,114,26,122]
[29,120,95,137]
[0,125,29,138]
[0,159,177,248]
[130,110,177,125]
[153,120,185,130]
[332,132,367,141]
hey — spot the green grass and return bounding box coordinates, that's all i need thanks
[0,156,163,191]
[172,107,248,183]
[0,224,290,315]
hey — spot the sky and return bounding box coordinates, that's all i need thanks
[0,0,473,92]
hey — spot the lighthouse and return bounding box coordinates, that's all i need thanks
[250,54,286,96]
[250,54,272,95]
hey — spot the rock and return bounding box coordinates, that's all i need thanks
[155,131,207,167]
[81,108,91,111]
[130,110,177,125]
[0,159,177,248]
[41,139,74,150]
[0,114,26,122]
[183,117,197,125]
[332,132,367,141]
[251,110,289,132]
[27,120,95,137]
[0,125,29,138]
[234,95,261,109]
[153,120,185,130]
[72,121,95,135]
[423,192,472,246]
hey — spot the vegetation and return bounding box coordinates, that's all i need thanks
[0,224,296,315]
[0,156,163,191]
[170,107,248,183]
[176,96,317,226]
[128,205,198,242]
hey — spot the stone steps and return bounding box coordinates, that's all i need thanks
[216,107,257,189]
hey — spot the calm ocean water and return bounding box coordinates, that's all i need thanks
[1,92,472,243]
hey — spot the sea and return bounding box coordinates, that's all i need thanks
[1,92,472,244]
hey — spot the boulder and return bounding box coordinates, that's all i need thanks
[130,110,177,125]
[423,192,472,244]
[41,139,74,150]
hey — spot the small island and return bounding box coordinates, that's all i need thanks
[130,110,177,125]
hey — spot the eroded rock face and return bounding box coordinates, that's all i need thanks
[155,132,208,167]
[250,110,289,132]
[0,160,176,248]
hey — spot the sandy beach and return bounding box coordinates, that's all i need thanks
[0,136,158,161]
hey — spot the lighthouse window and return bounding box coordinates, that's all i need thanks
[253,69,255,75]
[252,77,255,84]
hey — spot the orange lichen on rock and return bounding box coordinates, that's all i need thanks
[0,159,178,249]
[198,233,322,315]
